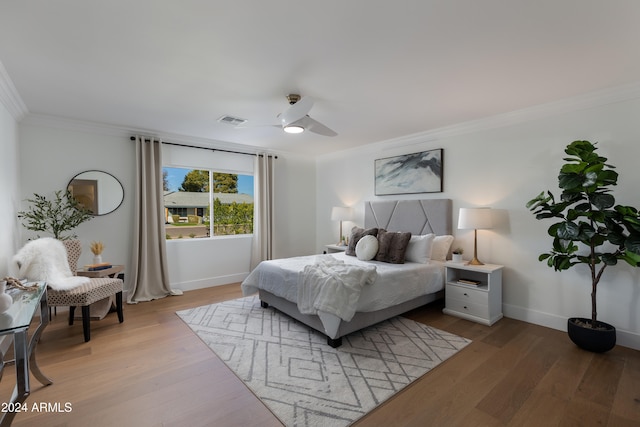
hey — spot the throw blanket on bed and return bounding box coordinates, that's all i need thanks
[12,238,90,290]
[297,255,377,322]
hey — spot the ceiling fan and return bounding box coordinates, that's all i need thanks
[276,94,337,137]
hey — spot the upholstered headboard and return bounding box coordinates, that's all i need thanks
[364,199,452,235]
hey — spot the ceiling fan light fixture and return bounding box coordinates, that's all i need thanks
[283,124,305,134]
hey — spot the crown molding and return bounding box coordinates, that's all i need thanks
[320,81,640,160]
[16,79,640,160]
[20,113,283,158]
[0,61,28,120]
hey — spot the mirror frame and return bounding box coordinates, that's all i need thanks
[67,170,124,216]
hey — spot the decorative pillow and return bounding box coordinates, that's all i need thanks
[431,235,455,261]
[404,233,436,263]
[375,229,412,264]
[355,235,379,261]
[345,226,378,256]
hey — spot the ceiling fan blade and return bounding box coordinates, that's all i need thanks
[297,116,338,137]
[279,96,314,126]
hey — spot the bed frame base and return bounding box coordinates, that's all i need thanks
[327,337,342,348]
[258,289,444,347]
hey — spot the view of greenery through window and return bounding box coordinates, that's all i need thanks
[162,167,254,239]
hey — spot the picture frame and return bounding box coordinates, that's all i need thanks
[375,149,443,195]
[68,178,98,214]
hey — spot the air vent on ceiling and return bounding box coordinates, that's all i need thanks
[217,115,247,126]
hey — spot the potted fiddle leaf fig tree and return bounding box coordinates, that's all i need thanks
[526,140,640,352]
[18,190,93,240]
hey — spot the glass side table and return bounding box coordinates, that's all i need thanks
[0,281,53,426]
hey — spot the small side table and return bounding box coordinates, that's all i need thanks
[76,265,125,320]
[77,264,125,279]
[443,262,503,326]
[324,244,348,254]
[0,281,52,427]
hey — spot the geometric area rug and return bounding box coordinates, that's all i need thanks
[177,296,471,427]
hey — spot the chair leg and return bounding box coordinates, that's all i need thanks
[69,306,76,325]
[82,306,91,342]
[116,291,124,323]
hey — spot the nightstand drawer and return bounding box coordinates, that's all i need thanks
[444,297,490,319]
[446,284,489,305]
[443,262,503,326]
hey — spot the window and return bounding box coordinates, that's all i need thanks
[163,167,254,239]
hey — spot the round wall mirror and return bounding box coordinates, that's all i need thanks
[67,170,124,216]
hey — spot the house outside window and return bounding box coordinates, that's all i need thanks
[163,167,254,239]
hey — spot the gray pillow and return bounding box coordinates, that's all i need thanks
[345,226,378,256]
[375,229,412,264]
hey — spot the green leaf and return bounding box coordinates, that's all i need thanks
[601,253,618,266]
[558,173,584,190]
[621,250,640,267]
[557,222,580,239]
[625,233,640,255]
[577,223,596,240]
[560,163,586,174]
[598,169,619,186]
[583,171,598,187]
[584,163,604,174]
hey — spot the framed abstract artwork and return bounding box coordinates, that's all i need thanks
[375,149,443,195]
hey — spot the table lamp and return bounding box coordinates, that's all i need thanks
[458,207,493,265]
[331,206,352,245]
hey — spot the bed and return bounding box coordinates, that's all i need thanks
[242,198,452,347]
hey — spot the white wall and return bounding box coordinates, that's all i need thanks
[18,122,135,274]
[0,100,20,277]
[316,93,640,350]
[17,119,318,295]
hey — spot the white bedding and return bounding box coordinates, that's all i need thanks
[298,254,377,321]
[241,252,445,313]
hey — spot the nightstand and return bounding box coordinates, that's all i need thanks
[442,261,503,325]
[324,244,348,254]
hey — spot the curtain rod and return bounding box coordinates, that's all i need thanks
[130,136,277,158]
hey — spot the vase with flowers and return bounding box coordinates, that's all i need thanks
[90,241,104,264]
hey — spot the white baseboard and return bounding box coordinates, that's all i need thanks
[170,273,249,292]
[503,303,640,351]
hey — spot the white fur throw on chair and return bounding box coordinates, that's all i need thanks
[12,238,90,290]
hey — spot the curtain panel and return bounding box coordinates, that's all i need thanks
[251,154,275,270]
[129,136,182,303]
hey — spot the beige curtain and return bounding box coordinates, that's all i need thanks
[128,136,182,303]
[250,154,275,270]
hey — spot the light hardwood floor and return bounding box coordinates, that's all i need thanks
[1,284,639,426]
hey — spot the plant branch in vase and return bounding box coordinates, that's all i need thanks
[526,140,640,352]
[18,190,93,240]
[452,248,464,263]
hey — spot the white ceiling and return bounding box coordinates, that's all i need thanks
[1,1,639,156]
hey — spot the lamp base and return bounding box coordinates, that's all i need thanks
[467,229,485,265]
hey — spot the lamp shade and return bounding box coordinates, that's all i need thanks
[458,207,493,230]
[331,206,352,221]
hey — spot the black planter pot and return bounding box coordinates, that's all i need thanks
[567,317,616,353]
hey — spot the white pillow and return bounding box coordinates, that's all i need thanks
[431,235,454,261]
[404,234,435,263]
[355,235,379,261]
